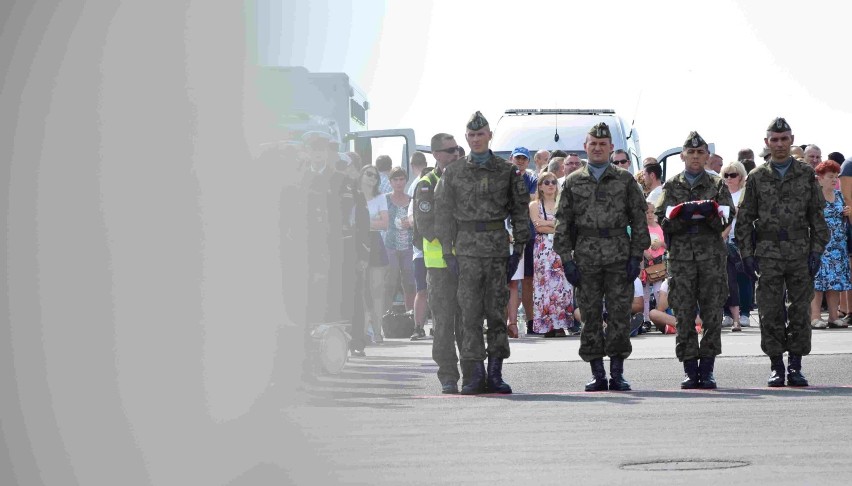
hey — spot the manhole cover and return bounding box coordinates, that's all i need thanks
[621,459,750,471]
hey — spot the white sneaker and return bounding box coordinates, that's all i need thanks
[828,318,849,329]
[722,316,733,327]
[811,319,828,329]
[739,316,751,327]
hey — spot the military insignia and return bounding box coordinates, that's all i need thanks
[478,178,489,194]
[418,201,432,213]
[420,186,430,192]
[692,137,700,147]
[776,119,783,129]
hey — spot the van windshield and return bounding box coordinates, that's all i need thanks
[491,113,627,156]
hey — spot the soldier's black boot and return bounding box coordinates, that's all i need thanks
[585,358,608,392]
[460,361,471,389]
[767,355,785,387]
[486,356,512,394]
[609,358,632,391]
[698,356,717,389]
[461,361,487,395]
[680,359,700,389]
[440,379,459,394]
[786,353,809,387]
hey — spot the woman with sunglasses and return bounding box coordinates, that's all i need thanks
[721,161,750,332]
[359,165,389,343]
[528,172,576,337]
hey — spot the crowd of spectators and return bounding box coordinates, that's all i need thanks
[306,134,852,355]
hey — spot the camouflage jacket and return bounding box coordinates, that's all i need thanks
[434,152,530,257]
[553,164,650,265]
[735,157,829,259]
[654,170,734,261]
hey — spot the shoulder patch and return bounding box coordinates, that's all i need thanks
[418,200,432,213]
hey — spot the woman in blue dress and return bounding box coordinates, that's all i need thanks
[810,161,852,328]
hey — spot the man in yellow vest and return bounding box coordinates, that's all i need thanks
[413,132,464,393]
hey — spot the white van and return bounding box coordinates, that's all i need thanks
[490,108,642,172]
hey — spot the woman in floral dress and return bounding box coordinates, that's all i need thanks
[810,161,852,328]
[529,171,574,337]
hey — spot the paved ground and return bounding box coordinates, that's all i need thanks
[266,319,852,485]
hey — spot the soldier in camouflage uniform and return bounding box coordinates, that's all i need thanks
[735,117,829,387]
[655,131,734,390]
[434,111,531,395]
[413,132,464,394]
[553,122,650,392]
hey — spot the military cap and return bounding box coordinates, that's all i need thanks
[466,111,489,131]
[683,131,707,149]
[767,117,791,132]
[588,122,611,139]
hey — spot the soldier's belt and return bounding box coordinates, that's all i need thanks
[682,222,716,235]
[576,226,628,238]
[757,228,807,241]
[457,220,506,232]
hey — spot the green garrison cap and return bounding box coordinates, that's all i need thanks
[767,117,791,132]
[588,122,611,139]
[466,111,489,131]
[683,131,707,149]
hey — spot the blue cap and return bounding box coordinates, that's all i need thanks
[511,147,531,159]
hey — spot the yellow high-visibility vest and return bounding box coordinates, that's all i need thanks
[419,171,454,268]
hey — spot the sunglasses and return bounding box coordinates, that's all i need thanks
[540,179,558,186]
[723,173,740,178]
[436,146,459,154]
[612,159,630,165]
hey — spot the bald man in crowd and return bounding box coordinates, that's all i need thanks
[534,149,551,173]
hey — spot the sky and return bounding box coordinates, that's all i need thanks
[261,0,852,164]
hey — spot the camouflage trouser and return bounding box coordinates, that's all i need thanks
[457,256,510,361]
[576,261,633,361]
[757,257,813,357]
[427,267,464,383]
[668,256,727,361]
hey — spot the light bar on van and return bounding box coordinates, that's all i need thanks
[504,108,616,115]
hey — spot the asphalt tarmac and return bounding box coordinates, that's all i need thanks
[276,321,852,485]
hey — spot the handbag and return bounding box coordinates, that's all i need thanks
[727,241,745,274]
[381,308,415,339]
[645,262,667,283]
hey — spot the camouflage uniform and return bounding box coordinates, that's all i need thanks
[735,156,828,358]
[655,155,734,362]
[553,159,650,362]
[434,153,530,362]
[413,167,463,384]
